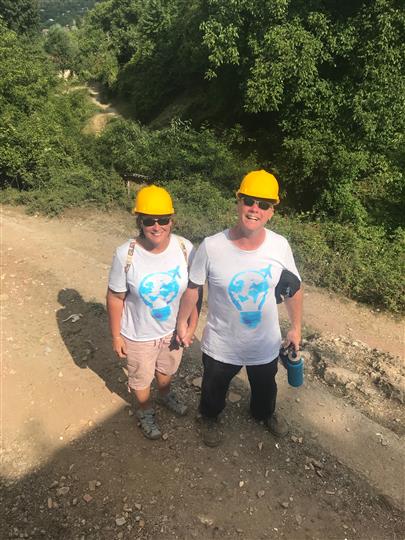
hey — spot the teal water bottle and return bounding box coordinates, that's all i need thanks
[286,350,304,387]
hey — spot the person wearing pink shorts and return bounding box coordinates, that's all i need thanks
[124,334,183,392]
[107,185,199,439]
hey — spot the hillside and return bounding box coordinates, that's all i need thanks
[40,0,98,28]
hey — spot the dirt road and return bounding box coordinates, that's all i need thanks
[68,83,119,135]
[1,205,404,539]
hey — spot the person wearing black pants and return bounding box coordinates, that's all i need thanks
[200,353,278,420]
[176,170,303,446]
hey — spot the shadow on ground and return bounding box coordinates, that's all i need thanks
[2,377,404,539]
[2,289,403,539]
[56,288,131,405]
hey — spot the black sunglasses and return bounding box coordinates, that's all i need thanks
[238,195,274,211]
[141,216,171,227]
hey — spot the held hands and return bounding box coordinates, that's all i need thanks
[176,320,195,348]
[112,336,127,358]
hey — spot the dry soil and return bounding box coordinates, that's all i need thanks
[1,205,404,540]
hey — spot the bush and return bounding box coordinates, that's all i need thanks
[1,165,126,215]
[273,215,405,314]
[97,118,255,190]
[166,176,236,242]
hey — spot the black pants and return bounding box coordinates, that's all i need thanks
[199,353,278,421]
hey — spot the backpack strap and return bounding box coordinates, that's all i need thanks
[176,235,188,264]
[124,236,187,274]
[124,239,137,274]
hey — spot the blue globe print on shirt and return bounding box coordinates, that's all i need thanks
[227,265,272,328]
[139,266,181,321]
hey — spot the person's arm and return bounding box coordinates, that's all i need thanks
[180,286,203,347]
[106,288,127,358]
[283,286,303,352]
[176,282,202,347]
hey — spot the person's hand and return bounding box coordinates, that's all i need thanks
[176,320,194,348]
[176,320,187,346]
[180,328,195,348]
[283,328,301,353]
[112,336,127,358]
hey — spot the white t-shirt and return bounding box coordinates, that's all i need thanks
[189,229,301,366]
[108,235,194,341]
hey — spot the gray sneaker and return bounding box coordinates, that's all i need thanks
[267,413,289,438]
[157,392,188,416]
[136,408,161,440]
[201,417,222,447]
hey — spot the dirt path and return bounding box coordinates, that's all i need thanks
[78,83,119,135]
[1,205,404,540]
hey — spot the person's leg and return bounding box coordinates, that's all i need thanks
[124,337,161,439]
[155,371,187,416]
[155,333,187,416]
[246,359,278,421]
[200,353,241,418]
[199,353,241,447]
[132,386,153,411]
[246,358,289,437]
[155,371,172,395]
[125,337,156,407]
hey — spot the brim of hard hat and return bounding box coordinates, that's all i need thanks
[132,208,175,215]
[236,191,280,205]
[135,212,175,216]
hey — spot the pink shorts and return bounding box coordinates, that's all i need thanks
[123,333,183,391]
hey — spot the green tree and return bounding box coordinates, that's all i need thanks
[44,24,79,71]
[0,19,124,209]
[76,0,208,119]
[71,0,405,229]
[199,0,405,227]
[0,21,56,115]
[0,0,40,34]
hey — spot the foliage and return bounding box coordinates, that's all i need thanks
[169,176,236,242]
[1,2,404,315]
[0,0,40,34]
[39,0,98,28]
[2,165,124,215]
[44,24,79,71]
[77,0,405,231]
[97,117,255,189]
[200,0,405,229]
[96,116,256,239]
[76,0,209,119]
[0,20,60,114]
[0,21,125,213]
[97,116,254,240]
[272,216,405,314]
[75,2,120,85]
[0,21,57,188]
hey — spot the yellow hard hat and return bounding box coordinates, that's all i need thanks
[237,170,280,204]
[133,184,174,215]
